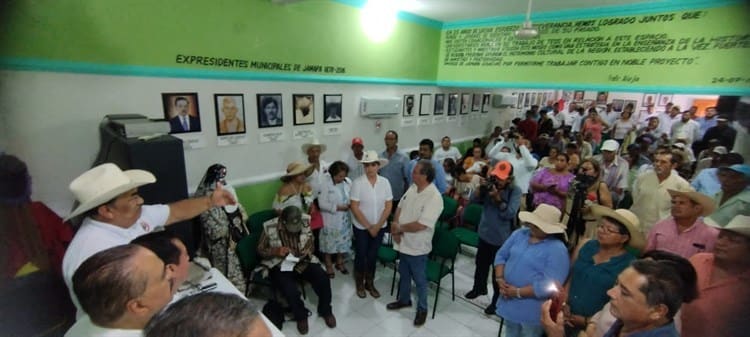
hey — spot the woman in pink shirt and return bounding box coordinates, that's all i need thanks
[582,109,608,148]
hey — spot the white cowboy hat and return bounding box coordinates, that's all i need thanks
[667,189,716,216]
[590,205,646,251]
[281,161,314,180]
[301,138,327,154]
[65,163,156,221]
[518,204,567,239]
[360,150,388,166]
[705,215,750,237]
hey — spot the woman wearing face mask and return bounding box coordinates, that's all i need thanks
[194,164,250,293]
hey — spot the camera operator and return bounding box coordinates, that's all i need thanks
[487,134,538,211]
[564,159,613,250]
[464,161,522,315]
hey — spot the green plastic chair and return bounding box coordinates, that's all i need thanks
[247,209,277,234]
[436,196,459,231]
[235,233,270,297]
[378,232,400,295]
[426,229,460,319]
[451,203,482,249]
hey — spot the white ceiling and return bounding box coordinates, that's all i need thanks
[400,0,657,22]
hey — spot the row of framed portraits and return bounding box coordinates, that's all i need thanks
[403,93,491,117]
[161,92,344,136]
[515,92,555,109]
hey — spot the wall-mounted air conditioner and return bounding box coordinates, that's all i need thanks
[491,94,517,108]
[359,97,401,119]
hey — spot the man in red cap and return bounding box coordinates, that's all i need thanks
[344,137,365,179]
[464,160,522,314]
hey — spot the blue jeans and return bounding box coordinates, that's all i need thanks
[353,227,384,274]
[397,253,428,312]
[503,320,544,337]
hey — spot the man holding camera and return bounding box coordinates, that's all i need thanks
[464,161,522,315]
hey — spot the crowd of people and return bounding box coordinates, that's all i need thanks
[1,98,748,337]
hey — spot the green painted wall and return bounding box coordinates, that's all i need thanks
[0,0,440,81]
[437,3,750,92]
[235,179,282,216]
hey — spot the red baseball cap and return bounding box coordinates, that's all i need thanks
[352,137,364,146]
[490,161,513,180]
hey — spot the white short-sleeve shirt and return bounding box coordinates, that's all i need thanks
[62,204,169,317]
[394,184,443,256]
[349,175,393,230]
[65,314,143,337]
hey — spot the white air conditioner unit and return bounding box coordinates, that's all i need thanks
[359,97,401,119]
[491,94,517,107]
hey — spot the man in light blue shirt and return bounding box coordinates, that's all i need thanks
[404,138,447,193]
[379,130,409,209]
[697,106,718,140]
[691,153,743,198]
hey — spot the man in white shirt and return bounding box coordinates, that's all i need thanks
[658,103,677,137]
[551,102,568,130]
[671,111,701,146]
[433,136,462,164]
[594,140,630,205]
[601,103,619,131]
[387,160,444,326]
[343,137,365,179]
[65,244,174,337]
[62,163,236,316]
[630,152,693,233]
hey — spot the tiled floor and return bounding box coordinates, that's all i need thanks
[247,247,507,337]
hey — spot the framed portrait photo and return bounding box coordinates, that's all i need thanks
[256,94,283,128]
[573,90,585,102]
[611,99,624,112]
[419,94,432,116]
[323,94,342,123]
[481,93,490,113]
[642,94,656,107]
[562,90,572,102]
[447,93,458,116]
[471,93,482,112]
[625,100,638,111]
[403,95,415,117]
[293,94,315,126]
[524,92,530,107]
[433,93,445,115]
[163,92,201,134]
[214,94,246,136]
[657,94,672,107]
[517,93,524,108]
[460,93,471,114]
[596,91,608,105]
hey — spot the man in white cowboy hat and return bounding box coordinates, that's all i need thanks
[630,151,692,233]
[387,159,443,326]
[342,137,365,179]
[257,205,336,335]
[62,163,237,316]
[301,138,329,197]
[645,190,718,259]
[680,215,750,337]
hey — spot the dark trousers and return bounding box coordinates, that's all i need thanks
[353,227,384,274]
[268,264,332,321]
[472,238,502,306]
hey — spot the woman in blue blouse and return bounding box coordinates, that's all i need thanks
[494,204,570,337]
[563,206,645,336]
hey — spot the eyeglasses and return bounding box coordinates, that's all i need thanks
[597,224,624,235]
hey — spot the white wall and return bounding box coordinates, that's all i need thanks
[0,70,504,215]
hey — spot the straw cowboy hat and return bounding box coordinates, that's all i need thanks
[667,189,716,216]
[705,215,750,237]
[281,162,314,180]
[518,204,567,239]
[590,205,646,251]
[360,150,388,166]
[65,163,156,221]
[301,138,327,154]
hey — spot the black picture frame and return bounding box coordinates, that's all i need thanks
[323,94,342,123]
[419,94,432,116]
[573,90,585,102]
[162,92,201,134]
[625,100,638,111]
[293,94,315,126]
[460,93,471,114]
[471,93,481,112]
[433,93,445,115]
[447,93,458,116]
[403,95,415,117]
[481,93,491,113]
[596,91,609,105]
[256,93,283,128]
[214,94,246,136]
[517,93,524,108]
[657,94,672,107]
[611,99,625,112]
